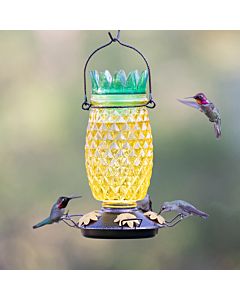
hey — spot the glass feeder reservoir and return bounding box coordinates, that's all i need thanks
[85,70,153,208]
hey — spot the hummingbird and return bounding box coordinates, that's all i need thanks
[177,92,221,139]
[33,195,82,229]
[137,194,152,212]
[159,200,209,219]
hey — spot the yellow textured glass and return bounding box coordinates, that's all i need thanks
[85,105,153,208]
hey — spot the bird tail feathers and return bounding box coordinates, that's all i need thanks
[214,119,221,139]
[199,211,209,219]
[33,217,53,229]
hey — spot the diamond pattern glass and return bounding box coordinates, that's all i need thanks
[85,107,153,208]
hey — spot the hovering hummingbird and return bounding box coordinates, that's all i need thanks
[159,200,209,219]
[177,92,221,139]
[33,195,82,229]
[137,194,152,212]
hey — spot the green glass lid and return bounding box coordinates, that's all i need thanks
[90,70,148,95]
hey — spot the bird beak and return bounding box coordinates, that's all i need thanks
[184,96,194,99]
[69,195,82,200]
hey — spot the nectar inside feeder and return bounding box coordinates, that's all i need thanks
[80,31,161,239]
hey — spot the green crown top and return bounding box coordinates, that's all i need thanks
[90,70,148,95]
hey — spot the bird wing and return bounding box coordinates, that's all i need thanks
[49,201,57,216]
[178,201,208,217]
[178,201,199,214]
[177,99,201,111]
[49,201,64,221]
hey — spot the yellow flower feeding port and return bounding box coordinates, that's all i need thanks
[79,31,161,239]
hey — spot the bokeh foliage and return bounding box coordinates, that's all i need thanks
[0,31,239,269]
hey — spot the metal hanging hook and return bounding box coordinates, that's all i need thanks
[108,30,120,42]
[82,30,157,110]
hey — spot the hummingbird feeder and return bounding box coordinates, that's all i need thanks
[33,31,209,238]
[77,30,166,239]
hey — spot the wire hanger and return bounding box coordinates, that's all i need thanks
[82,30,156,110]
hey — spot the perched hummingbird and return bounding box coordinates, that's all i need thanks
[160,200,209,219]
[33,195,82,229]
[177,92,221,139]
[137,194,152,212]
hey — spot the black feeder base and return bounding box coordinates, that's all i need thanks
[79,207,164,239]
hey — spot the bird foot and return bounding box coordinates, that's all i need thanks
[64,210,70,218]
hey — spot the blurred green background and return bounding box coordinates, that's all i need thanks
[0,31,239,269]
